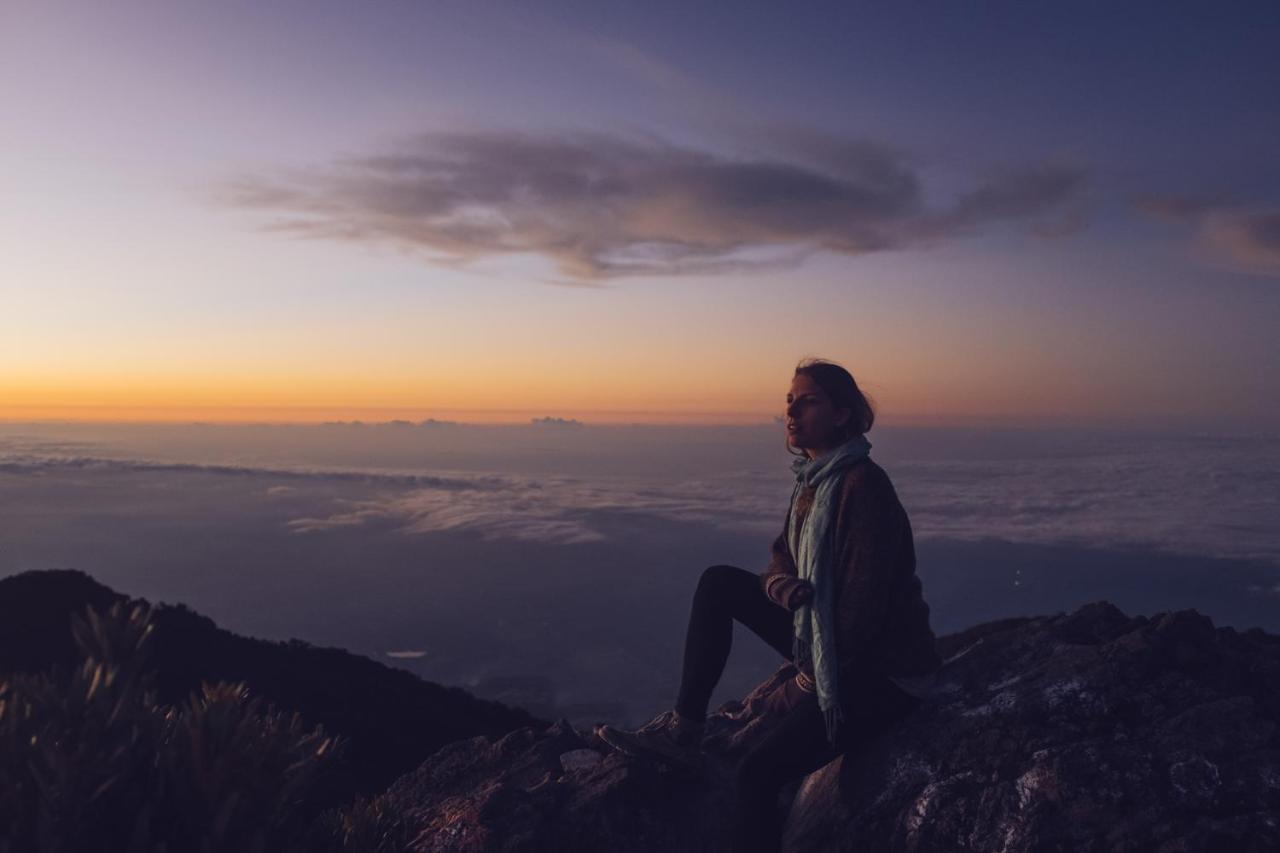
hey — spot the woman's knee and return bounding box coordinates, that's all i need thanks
[699,563,740,586]
[701,558,747,584]
[695,564,745,602]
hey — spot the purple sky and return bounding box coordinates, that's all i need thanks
[3,1,1278,427]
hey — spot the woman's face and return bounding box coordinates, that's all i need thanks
[786,373,850,458]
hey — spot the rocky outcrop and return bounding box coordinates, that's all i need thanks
[375,601,1280,852]
[782,601,1280,852]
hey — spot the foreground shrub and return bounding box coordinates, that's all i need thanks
[320,791,413,853]
[0,602,343,853]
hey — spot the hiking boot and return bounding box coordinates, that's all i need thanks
[595,709,705,768]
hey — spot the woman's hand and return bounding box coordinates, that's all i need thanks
[786,579,815,609]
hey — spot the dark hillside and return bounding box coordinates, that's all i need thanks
[0,569,545,805]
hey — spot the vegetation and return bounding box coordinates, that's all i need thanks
[0,569,550,851]
[0,602,343,852]
[0,569,544,807]
[321,791,414,853]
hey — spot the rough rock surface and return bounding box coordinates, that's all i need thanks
[379,601,1280,852]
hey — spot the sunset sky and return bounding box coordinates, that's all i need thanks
[4,1,1278,428]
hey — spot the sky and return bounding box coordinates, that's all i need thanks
[3,1,1279,428]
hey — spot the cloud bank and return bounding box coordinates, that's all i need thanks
[287,473,786,546]
[224,130,1087,280]
[4,429,1275,565]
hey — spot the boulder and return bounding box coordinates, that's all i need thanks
[376,601,1280,852]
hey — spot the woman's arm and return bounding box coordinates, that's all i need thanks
[760,528,812,610]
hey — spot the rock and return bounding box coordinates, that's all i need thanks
[367,601,1280,852]
[780,601,1280,853]
[386,719,733,852]
[559,749,602,773]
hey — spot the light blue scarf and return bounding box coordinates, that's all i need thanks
[787,433,872,746]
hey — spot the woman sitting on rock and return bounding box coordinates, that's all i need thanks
[597,357,943,853]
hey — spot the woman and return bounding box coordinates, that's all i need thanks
[596,358,942,853]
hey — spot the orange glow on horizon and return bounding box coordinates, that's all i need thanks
[0,402,1113,428]
[1,359,1164,428]
[0,403,779,426]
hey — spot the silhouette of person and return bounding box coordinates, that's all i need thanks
[598,358,943,853]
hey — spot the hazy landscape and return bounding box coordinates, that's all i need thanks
[4,420,1275,724]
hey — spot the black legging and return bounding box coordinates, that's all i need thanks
[675,564,921,853]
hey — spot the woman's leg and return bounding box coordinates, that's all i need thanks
[733,672,924,853]
[731,693,835,853]
[675,564,794,723]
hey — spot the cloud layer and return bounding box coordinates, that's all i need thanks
[286,473,787,545]
[224,130,1087,280]
[4,428,1276,564]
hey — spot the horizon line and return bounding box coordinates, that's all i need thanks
[0,406,1253,433]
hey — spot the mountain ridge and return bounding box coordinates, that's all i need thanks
[0,568,545,808]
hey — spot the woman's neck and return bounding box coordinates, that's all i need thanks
[805,441,840,460]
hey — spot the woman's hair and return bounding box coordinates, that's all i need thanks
[787,357,876,457]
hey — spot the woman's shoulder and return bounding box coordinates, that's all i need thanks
[837,457,903,509]
[840,456,892,489]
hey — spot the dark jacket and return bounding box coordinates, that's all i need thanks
[759,457,942,685]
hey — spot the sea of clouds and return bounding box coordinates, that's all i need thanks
[3,421,1275,564]
[1,421,1276,723]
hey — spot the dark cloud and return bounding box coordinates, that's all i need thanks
[223,130,1087,280]
[1202,208,1280,273]
[945,164,1089,230]
[1135,195,1280,275]
[1132,193,1229,222]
